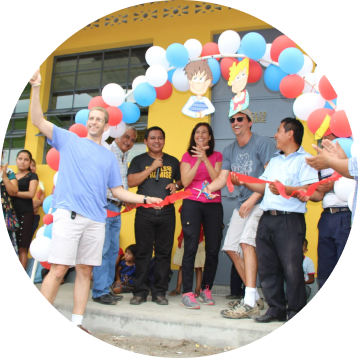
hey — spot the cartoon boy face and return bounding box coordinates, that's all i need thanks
[189,70,212,96]
[232,67,248,94]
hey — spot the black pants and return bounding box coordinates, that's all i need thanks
[230,262,245,296]
[256,213,307,320]
[181,200,223,294]
[134,206,175,299]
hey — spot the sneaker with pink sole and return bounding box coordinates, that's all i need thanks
[198,286,215,305]
[181,292,200,309]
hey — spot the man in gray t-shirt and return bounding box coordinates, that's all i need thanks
[206,108,276,319]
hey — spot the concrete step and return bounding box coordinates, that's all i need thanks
[37,283,284,349]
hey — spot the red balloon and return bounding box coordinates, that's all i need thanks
[318,76,337,100]
[330,110,352,138]
[155,80,173,100]
[307,108,334,135]
[270,35,296,62]
[280,75,305,98]
[88,96,109,109]
[247,59,262,83]
[40,261,51,270]
[201,42,220,61]
[107,106,123,126]
[220,58,239,81]
[69,123,88,138]
[43,214,53,225]
[46,148,60,171]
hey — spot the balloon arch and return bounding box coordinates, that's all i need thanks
[30,30,355,272]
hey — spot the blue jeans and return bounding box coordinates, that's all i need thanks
[92,202,122,298]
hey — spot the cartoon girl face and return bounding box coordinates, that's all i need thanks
[232,67,248,94]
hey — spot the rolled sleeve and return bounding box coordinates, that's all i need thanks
[349,157,358,181]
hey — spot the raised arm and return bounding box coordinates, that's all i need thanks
[127,158,162,188]
[1,165,18,196]
[29,70,53,140]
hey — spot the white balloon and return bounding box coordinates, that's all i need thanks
[30,235,52,262]
[102,128,110,142]
[313,65,325,85]
[301,73,318,94]
[172,67,189,92]
[348,191,355,212]
[335,97,344,111]
[132,75,147,90]
[36,226,45,238]
[146,65,168,87]
[293,93,326,121]
[260,43,272,67]
[184,39,202,60]
[218,30,241,54]
[53,172,58,186]
[350,141,358,158]
[102,83,125,107]
[109,121,126,138]
[334,177,356,202]
[145,46,169,69]
[296,55,314,76]
[102,142,111,151]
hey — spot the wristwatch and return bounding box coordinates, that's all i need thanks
[175,183,179,190]
[143,195,147,204]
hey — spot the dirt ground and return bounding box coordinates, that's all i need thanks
[92,332,235,357]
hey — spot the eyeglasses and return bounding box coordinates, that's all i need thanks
[88,116,105,123]
[229,116,245,124]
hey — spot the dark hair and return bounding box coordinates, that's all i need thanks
[304,239,308,248]
[125,244,137,257]
[281,118,304,145]
[144,126,165,141]
[16,150,33,171]
[187,122,215,157]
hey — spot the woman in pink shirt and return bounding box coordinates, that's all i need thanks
[180,122,223,309]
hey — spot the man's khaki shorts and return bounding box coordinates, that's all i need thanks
[221,204,263,257]
[48,209,105,266]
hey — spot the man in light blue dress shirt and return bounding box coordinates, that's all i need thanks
[236,118,319,322]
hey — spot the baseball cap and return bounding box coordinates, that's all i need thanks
[227,108,253,122]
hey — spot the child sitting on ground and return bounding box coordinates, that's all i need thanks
[111,244,136,294]
[303,239,315,300]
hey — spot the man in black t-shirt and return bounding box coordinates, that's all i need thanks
[128,126,182,305]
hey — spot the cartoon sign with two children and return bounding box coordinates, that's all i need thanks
[181,58,250,119]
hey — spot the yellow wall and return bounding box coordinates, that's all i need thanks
[19,0,320,272]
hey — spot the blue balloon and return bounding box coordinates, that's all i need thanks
[167,68,175,83]
[264,64,287,92]
[119,102,140,124]
[241,32,266,60]
[207,58,221,85]
[43,195,57,214]
[278,48,304,75]
[44,223,53,239]
[324,98,337,110]
[166,43,189,68]
[133,82,156,107]
[75,109,90,126]
[332,138,353,158]
[236,45,244,54]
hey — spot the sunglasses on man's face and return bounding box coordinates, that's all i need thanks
[229,116,245,124]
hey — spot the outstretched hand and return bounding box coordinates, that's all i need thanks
[268,180,281,195]
[30,69,41,86]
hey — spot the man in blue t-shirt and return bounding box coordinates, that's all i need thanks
[29,70,162,334]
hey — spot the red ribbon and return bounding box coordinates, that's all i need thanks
[107,190,193,217]
[227,171,342,199]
